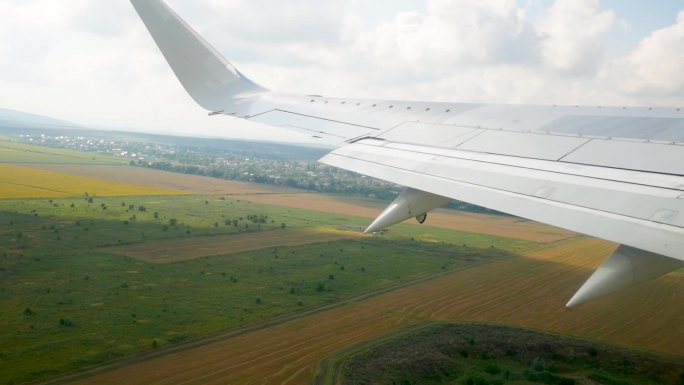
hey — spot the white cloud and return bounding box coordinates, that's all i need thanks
[342,0,539,78]
[0,0,681,144]
[606,10,684,99]
[539,0,615,76]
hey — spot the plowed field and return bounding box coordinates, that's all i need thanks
[68,236,684,385]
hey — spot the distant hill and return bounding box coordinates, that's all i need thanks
[0,107,77,129]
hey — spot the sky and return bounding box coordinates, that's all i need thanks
[0,0,683,143]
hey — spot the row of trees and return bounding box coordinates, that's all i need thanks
[132,159,401,200]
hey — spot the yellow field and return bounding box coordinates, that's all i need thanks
[0,164,188,198]
[105,227,366,263]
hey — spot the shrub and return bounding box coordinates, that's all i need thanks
[59,318,75,327]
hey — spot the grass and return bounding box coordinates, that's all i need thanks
[0,164,186,199]
[104,226,366,263]
[0,195,531,384]
[320,322,684,385]
[0,139,124,164]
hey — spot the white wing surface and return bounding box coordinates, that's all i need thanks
[131,0,684,307]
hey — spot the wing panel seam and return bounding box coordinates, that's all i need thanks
[354,141,684,192]
[556,137,592,161]
[273,109,381,130]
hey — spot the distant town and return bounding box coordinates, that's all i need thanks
[15,129,501,214]
[17,132,401,200]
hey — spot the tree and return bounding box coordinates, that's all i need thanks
[169,218,178,226]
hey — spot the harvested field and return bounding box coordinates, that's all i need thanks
[19,163,575,243]
[21,163,299,195]
[0,164,186,199]
[69,236,684,385]
[104,227,366,263]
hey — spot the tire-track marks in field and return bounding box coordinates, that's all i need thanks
[156,315,364,385]
[259,328,383,385]
[639,278,684,348]
[448,262,564,320]
[148,279,428,385]
[425,258,543,320]
[455,264,573,322]
[588,276,679,347]
[403,246,554,321]
[485,259,592,322]
[186,313,398,384]
[389,257,514,325]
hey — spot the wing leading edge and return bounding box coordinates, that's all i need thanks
[132,0,684,307]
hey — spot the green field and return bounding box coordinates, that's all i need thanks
[0,195,533,384]
[318,323,684,385]
[0,140,124,164]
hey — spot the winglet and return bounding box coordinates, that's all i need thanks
[131,0,266,112]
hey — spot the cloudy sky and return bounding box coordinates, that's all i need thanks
[0,0,682,143]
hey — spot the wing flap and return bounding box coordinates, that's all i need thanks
[456,130,590,160]
[562,139,684,175]
[248,109,378,141]
[321,139,684,262]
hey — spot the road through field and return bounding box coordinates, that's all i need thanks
[68,236,684,385]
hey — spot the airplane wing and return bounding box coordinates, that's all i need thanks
[131,0,684,307]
